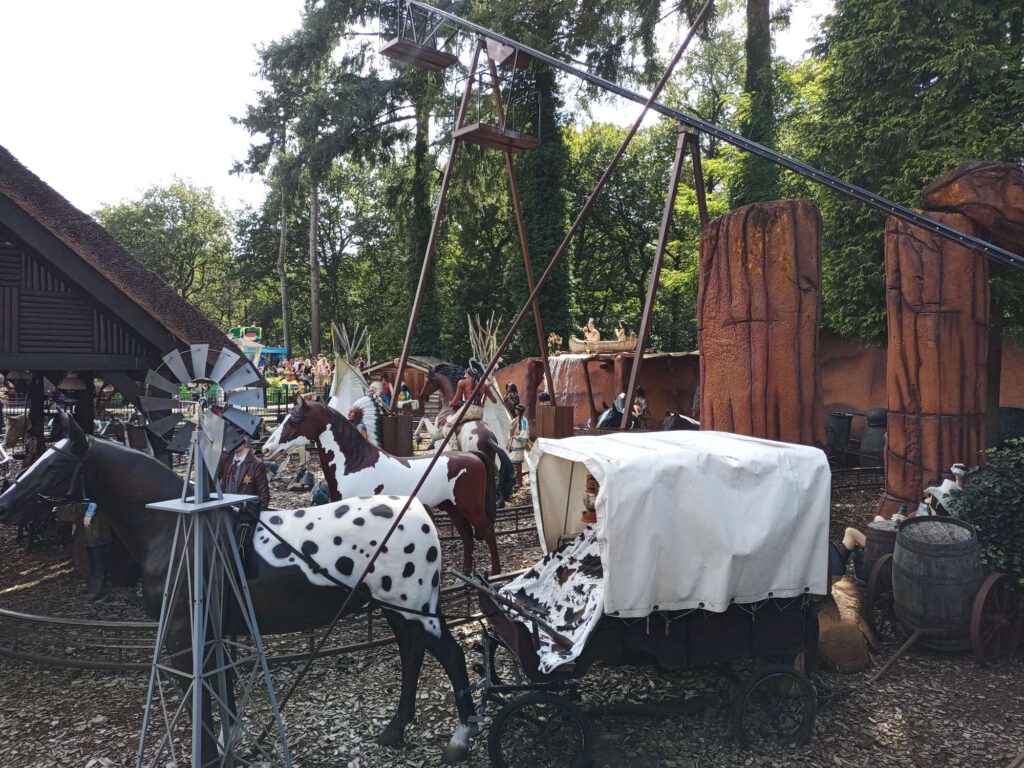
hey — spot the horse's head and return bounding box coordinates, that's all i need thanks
[662,411,700,431]
[418,367,440,403]
[0,412,90,525]
[263,394,329,459]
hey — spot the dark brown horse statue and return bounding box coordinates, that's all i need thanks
[417,363,515,505]
[0,412,475,764]
[264,396,501,574]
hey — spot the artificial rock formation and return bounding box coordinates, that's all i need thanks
[878,212,989,518]
[921,161,1024,252]
[697,200,826,447]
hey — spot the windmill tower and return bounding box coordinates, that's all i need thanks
[136,345,290,767]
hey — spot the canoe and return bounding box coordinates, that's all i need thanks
[568,335,638,354]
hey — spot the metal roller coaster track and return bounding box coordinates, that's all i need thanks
[410,0,1024,272]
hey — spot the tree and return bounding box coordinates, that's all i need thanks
[95,181,241,329]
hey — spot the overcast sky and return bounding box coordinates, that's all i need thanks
[0,1,832,216]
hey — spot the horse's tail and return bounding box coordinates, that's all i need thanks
[484,435,515,506]
[470,449,497,527]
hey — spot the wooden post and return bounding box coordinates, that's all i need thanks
[28,372,44,438]
[75,371,95,435]
[878,212,988,518]
[698,200,827,447]
[621,124,689,427]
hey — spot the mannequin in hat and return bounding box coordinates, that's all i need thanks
[217,437,271,512]
[583,318,601,343]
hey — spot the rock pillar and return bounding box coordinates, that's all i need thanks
[697,200,826,447]
[878,212,989,518]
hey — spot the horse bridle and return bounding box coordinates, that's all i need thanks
[9,437,92,504]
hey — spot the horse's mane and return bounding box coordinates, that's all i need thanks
[317,401,381,465]
[432,363,465,393]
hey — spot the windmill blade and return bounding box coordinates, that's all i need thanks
[208,346,241,384]
[226,388,265,408]
[198,413,226,475]
[145,368,181,397]
[189,343,210,381]
[147,412,183,438]
[220,405,262,436]
[140,395,178,413]
[219,364,261,393]
[161,349,192,385]
[165,421,196,453]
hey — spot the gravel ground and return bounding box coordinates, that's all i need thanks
[1,462,1022,767]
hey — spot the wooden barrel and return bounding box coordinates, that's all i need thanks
[892,517,983,651]
[862,520,898,580]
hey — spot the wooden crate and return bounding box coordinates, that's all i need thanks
[380,412,413,457]
[535,405,574,439]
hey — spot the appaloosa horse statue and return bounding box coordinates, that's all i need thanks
[264,396,502,574]
[0,413,475,765]
[417,363,515,505]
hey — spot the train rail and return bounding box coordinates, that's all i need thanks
[0,569,526,673]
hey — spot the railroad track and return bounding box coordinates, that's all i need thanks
[0,569,527,673]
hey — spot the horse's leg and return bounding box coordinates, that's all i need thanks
[440,503,474,573]
[422,618,475,764]
[484,527,501,576]
[378,611,426,747]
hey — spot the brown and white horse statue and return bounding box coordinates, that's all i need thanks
[264,395,502,574]
[417,363,515,505]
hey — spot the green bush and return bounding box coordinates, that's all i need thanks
[950,439,1024,577]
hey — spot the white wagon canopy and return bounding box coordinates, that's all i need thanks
[528,431,831,618]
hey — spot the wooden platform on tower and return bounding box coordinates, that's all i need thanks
[379,37,457,72]
[453,122,541,153]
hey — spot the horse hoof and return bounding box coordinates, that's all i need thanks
[376,722,408,747]
[441,743,470,764]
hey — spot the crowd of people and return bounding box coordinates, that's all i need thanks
[259,354,335,395]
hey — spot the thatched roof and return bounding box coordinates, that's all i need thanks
[0,144,231,350]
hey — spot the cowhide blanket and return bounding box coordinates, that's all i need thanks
[499,526,604,673]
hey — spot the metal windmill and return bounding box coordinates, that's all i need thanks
[136,345,291,767]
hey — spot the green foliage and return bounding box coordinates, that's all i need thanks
[94,181,247,330]
[951,440,1024,577]
[796,0,1024,344]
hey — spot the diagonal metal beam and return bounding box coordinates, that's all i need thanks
[410,0,1024,271]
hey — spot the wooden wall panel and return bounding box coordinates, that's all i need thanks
[22,255,70,292]
[19,291,93,353]
[0,246,21,287]
[93,310,148,356]
[0,286,18,352]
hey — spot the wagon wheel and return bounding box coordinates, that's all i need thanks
[971,573,1023,665]
[863,553,896,639]
[488,692,593,768]
[732,664,816,749]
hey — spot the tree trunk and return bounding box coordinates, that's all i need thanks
[277,197,291,356]
[698,200,826,447]
[407,96,441,356]
[732,0,779,206]
[877,213,989,518]
[309,182,321,358]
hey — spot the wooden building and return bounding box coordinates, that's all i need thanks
[0,145,235,433]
